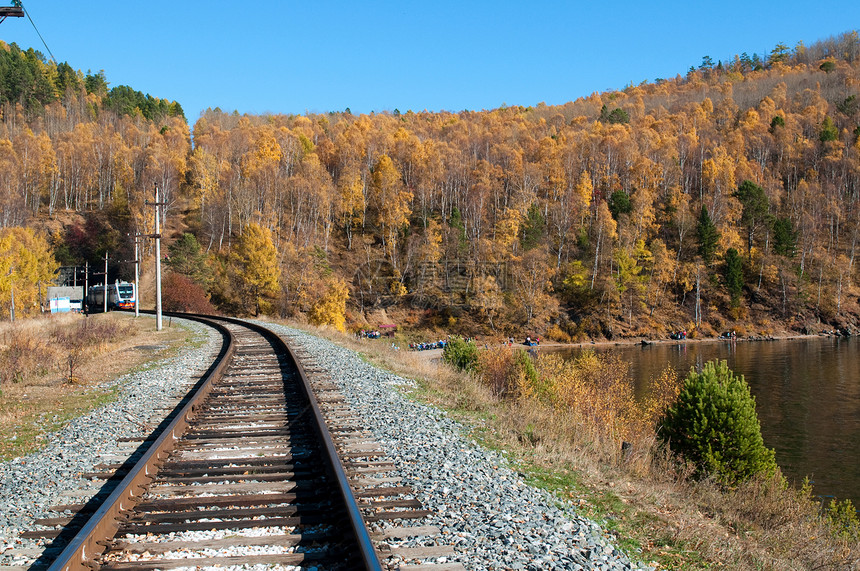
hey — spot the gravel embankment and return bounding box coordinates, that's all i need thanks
[0,318,652,570]
[265,323,652,571]
[0,317,223,568]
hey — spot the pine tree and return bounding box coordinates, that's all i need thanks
[696,205,720,265]
[658,360,777,485]
[820,116,839,142]
[442,336,478,372]
[520,202,546,251]
[167,232,212,288]
[772,217,798,258]
[608,190,633,220]
[724,247,744,307]
[735,180,772,259]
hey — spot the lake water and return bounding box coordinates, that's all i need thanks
[547,337,860,503]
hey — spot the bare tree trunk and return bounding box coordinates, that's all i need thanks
[780,268,788,316]
[817,266,823,314]
[836,272,843,313]
[757,230,770,290]
[591,224,603,290]
[849,231,857,288]
[695,266,702,327]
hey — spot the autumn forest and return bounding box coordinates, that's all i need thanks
[2,32,860,340]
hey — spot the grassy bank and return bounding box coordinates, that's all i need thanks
[0,312,189,460]
[284,320,860,570]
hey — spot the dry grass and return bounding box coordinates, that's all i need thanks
[0,312,189,459]
[279,319,860,570]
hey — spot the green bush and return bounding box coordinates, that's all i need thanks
[513,349,553,402]
[658,360,777,485]
[826,498,860,540]
[442,336,478,372]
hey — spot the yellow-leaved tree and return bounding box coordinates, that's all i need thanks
[0,227,59,319]
[508,248,558,329]
[232,223,280,316]
[337,164,365,250]
[308,277,349,332]
[369,154,412,264]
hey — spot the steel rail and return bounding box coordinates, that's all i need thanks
[279,329,384,570]
[46,312,382,570]
[189,314,384,571]
[46,316,235,571]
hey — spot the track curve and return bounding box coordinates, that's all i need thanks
[46,314,382,571]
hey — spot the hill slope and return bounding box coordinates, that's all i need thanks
[1,33,859,339]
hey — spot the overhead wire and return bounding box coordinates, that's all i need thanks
[21,1,56,63]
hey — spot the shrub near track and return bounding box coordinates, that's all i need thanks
[0,313,188,460]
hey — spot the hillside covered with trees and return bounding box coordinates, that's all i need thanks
[1,33,859,339]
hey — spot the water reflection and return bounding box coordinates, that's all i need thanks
[547,337,860,503]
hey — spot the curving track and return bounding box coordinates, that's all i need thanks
[42,315,386,571]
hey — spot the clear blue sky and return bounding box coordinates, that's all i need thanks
[2,1,859,123]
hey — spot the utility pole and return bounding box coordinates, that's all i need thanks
[149,183,166,331]
[126,232,142,318]
[155,184,162,331]
[103,252,109,313]
[92,259,107,314]
[134,233,141,318]
[84,261,89,316]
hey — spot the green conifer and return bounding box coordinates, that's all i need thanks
[696,205,720,265]
[658,360,777,485]
[723,247,744,307]
[442,336,478,372]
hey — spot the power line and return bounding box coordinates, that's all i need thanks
[22,2,56,63]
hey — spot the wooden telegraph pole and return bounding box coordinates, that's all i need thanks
[91,257,107,313]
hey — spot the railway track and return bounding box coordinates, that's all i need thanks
[14,315,460,571]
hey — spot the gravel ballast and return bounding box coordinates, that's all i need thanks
[265,323,652,571]
[0,318,652,570]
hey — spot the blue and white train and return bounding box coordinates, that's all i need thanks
[86,281,136,311]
